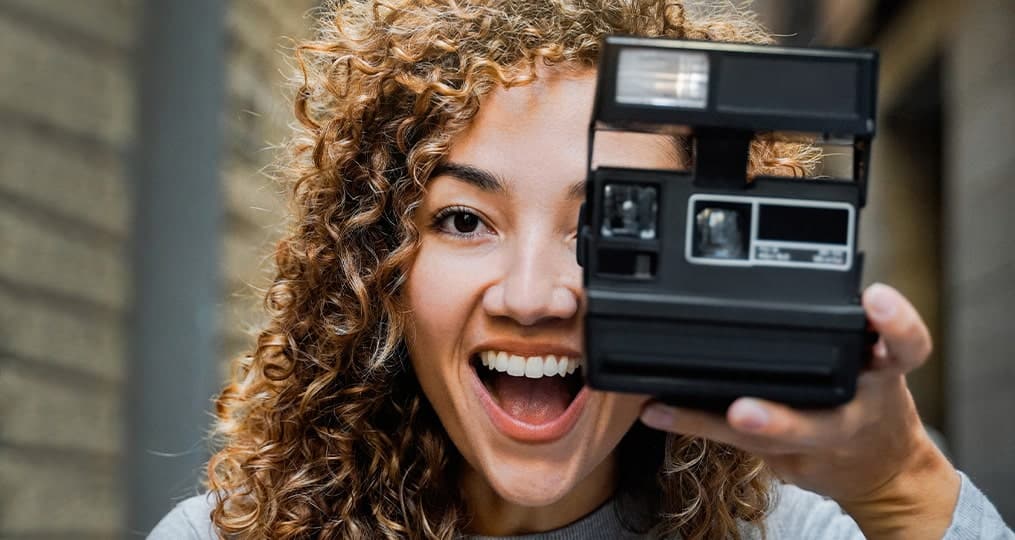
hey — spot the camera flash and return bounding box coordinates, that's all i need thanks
[601,184,658,240]
[616,49,709,109]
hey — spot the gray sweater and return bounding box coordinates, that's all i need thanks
[149,471,1012,539]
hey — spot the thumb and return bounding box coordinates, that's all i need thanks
[862,283,932,374]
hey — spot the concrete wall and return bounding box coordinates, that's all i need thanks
[0,1,136,536]
[0,1,315,536]
[219,1,317,373]
[945,0,1015,522]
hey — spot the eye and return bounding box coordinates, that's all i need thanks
[431,206,492,238]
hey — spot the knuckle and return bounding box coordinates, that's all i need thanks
[920,329,934,358]
[680,413,710,436]
[831,405,862,443]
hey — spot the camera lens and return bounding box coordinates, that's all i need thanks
[601,183,658,240]
[693,205,749,260]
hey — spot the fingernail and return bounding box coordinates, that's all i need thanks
[867,283,897,320]
[641,404,675,428]
[873,339,888,358]
[731,398,769,432]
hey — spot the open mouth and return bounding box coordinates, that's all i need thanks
[470,351,585,427]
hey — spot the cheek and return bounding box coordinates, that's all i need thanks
[406,244,481,349]
[405,241,495,397]
[405,242,493,462]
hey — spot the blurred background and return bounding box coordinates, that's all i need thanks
[0,0,1010,537]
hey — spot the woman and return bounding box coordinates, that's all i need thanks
[152,0,1012,538]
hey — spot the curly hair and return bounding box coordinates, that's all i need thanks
[206,1,818,538]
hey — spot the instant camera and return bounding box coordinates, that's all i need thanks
[579,37,879,409]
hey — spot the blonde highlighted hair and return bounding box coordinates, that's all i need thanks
[207,1,814,538]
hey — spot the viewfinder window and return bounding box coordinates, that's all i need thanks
[601,183,658,240]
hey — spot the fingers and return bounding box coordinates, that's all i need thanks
[641,403,750,447]
[641,400,797,454]
[641,397,870,455]
[726,397,862,448]
[862,283,933,373]
[727,398,809,439]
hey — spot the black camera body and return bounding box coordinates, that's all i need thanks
[579,37,879,410]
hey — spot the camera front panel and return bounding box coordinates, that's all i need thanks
[581,168,870,409]
[583,167,864,306]
[581,37,878,409]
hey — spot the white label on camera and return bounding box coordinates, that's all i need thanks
[685,194,855,272]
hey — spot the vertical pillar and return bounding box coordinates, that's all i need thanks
[126,0,225,534]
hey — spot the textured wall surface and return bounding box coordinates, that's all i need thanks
[0,1,136,537]
[0,0,316,536]
[945,0,1015,523]
[219,1,318,375]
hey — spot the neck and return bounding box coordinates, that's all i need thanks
[460,452,617,536]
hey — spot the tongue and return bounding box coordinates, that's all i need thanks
[492,373,572,425]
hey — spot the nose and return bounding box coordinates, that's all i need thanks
[482,234,580,326]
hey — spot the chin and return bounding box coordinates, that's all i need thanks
[480,456,579,507]
[456,385,637,512]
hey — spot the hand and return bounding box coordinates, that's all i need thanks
[639,283,960,539]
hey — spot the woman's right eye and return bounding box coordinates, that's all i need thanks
[431,207,491,238]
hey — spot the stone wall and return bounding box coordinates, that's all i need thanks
[0,0,315,536]
[0,1,136,536]
[219,1,318,370]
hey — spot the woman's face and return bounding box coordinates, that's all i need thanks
[406,69,679,513]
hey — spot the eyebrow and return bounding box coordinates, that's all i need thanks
[433,162,506,193]
[566,179,586,200]
[434,161,587,201]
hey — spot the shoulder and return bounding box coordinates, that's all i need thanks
[757,482,864,540]
[759,472,1014,539]
[148,493,217,540]
[943,471,1015,539]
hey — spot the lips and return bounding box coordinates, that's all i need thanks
[469,350,589,443]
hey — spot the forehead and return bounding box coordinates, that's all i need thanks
[445,68,680,180]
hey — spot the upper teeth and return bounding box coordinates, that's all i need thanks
[479,351,581,379]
